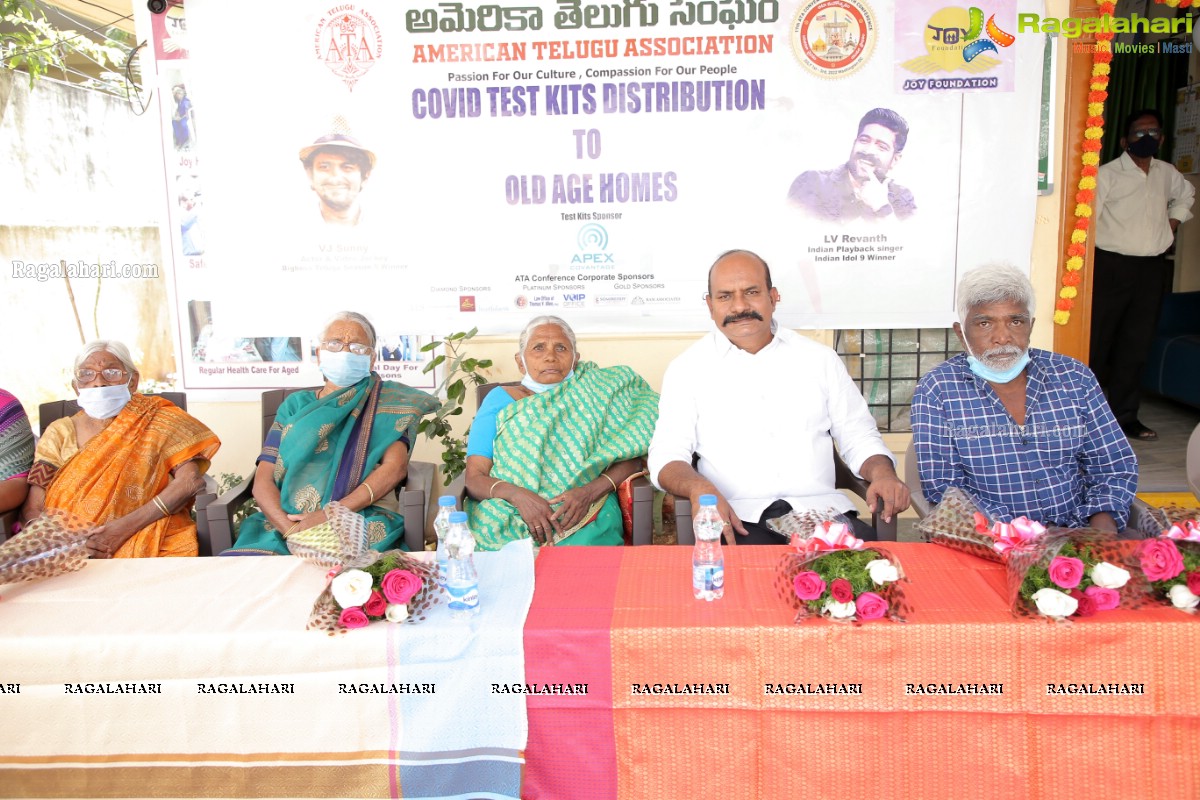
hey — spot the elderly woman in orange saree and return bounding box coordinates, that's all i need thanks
[21,341,221,558]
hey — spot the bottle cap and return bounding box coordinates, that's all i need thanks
[438,495,457,507]
[698,494,718,506]
[449,511,468,523]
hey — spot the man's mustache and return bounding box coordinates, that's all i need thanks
[722,310,764,326]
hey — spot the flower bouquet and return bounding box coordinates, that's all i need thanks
[773,520,910,623]
[918,487,1030,563]
[0,508,92,595]
[293,502,440,635]
[1007,529,1142,621]
[1137,521,1200,613]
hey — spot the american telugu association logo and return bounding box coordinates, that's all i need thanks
[314,6,383,91]
[791,0,877,79]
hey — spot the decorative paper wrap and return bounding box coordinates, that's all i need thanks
[1138,523,1200,613]
[917,487,1006,562]
[287,501,441,634]
[765,507,849,540]
[1159,505,1200,529]
[285,500,380,570]
[1006,529,1147,621]
[306,554,441,635]
[0,508,91,591]
[773,522,910,624]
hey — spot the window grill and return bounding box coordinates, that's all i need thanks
[835,329,962,432]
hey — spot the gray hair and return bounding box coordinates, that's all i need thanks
[73,340,137,376]
[956,265,1035,325]
[321,311,377,348]
[517,315,577,356]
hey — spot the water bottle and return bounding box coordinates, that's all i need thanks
[433,495,457,587]
[692,494,725,601]
[444,511,480,618]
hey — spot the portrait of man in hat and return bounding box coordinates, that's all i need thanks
[298,128,376,226]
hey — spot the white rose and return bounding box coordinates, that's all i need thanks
[1032,588,1078,618]
[330,569,373,608]
[385,603,410,623]
[1168,584,1200,610]
[1090,561,1131,590]
[822,599,857,619]
[866,558,899,586]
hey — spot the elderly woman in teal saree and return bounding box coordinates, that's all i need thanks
[224,312,438,555]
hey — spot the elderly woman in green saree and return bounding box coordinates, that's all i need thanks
[224,312,438,555]
[464,316,659,550]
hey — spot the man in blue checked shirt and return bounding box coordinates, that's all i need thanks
[911,265,1137,533]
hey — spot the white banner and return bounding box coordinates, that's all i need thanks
[148,0,1042,390]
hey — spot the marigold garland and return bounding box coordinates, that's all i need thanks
[1056,2,1116,326]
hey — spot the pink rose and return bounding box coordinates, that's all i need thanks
[1083,585,1120,611]
[339,606,370,629]
[1048,556,1084,589]
[381,569,423,605]
[363,590,387,617]
[792,571,826,601]
[830,578,853,604]
[1139,539,1185,583]
[1188,572,1200,597]
[855,592,888,620]
[1069,590,1097,618]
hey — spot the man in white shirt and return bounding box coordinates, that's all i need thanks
[1091,108,1195,441]
[649,249,910,544]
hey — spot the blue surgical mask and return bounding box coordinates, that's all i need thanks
[77,384,131,419]
[520,355,574,393]
[966,348,1030,384]
[320,350,372,387]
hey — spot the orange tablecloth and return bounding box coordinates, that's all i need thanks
[523,544,1200,800]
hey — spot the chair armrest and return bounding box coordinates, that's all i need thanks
[1127,499,1167,540]
[630,475,654,546]
[194,492,218,556]
[832,455,896,541]
[673,496,694,545]
[910,491,932,522]
[400,461,436,552]
[0,507,18,544]
[206,477,255,554]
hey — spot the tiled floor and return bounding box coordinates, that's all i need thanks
[1129,395,1200,493]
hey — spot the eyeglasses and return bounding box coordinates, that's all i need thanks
[1130,128,1161,140]
[322,340,373,356]
[75,368,129,383]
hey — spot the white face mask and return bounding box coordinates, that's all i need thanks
[519,354,574,393]
[77,384,132,419]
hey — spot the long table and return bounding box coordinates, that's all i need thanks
[1,544,1197,799]
[523,544,1200,800]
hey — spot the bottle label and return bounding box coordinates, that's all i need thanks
[447,582,480,610]
[692,565,724,592]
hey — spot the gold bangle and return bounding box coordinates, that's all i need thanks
[489,479,503,499]
[152,496,170,517]
[363,482,376,504]
[601,473,618,493]
[284,522,301,538]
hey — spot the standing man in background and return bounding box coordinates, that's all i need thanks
[1091,108,1194,441]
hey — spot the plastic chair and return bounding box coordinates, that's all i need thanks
[474,382,656,545]
[206,387,432,554]
[671,449,899,544]
[37,392,221,556]
[1188,423,1200,501]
